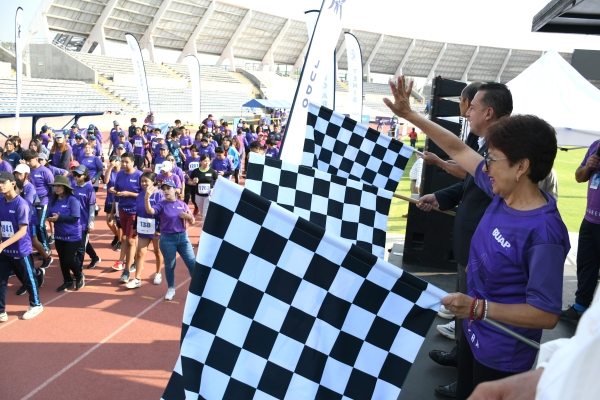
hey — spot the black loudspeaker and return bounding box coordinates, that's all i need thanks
[425,118,462,159]
[403,203,457,270]
[419,164,462,195]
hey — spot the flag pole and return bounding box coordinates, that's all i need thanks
[393,193,456,217]
[483,318,541,350]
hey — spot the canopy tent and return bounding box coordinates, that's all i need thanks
[507,50,600,147]
[242,99,292,109]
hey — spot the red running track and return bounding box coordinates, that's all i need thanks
[0,187,202,400]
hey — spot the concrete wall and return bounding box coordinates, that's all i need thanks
[29,44,97,84]
[0,46,26,73]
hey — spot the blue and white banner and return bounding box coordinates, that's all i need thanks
[305,10,335,111]
[185,54,201,123]
[280,0,346,165]
[344,32,363,122]
[15,7,23,133]
[125,33,151,114]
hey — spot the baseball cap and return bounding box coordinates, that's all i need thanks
[200,137,208,142]
[160,180,177,189]
[118,132,125,137]
[55,132,64,139]
[117,144,125,150]
[0,172,15,183]
[88,124,95,130]
[86,128,93,135]
[41,125,48,133]
[76,134,83,139]
[89,135,97,141]
[73,165,88,175]
[69,160,80,169]
[71,124,78,129]
[38,153,48,160]
[156,134,164,139]
[159,144,169,150]
[160,162,172,172]
[14,164,30,174]
[113,120,120,126]
[109,155,121,162]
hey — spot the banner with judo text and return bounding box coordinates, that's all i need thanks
[185,54,201,123]
[125,33,151,114]
[15,7,23,133]
[280,0,346,166]
[345,32,363,122]
[305,10,335,111]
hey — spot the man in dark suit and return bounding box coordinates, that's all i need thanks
[418,82,513,399]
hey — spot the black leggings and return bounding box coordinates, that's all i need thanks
[233,168,240,184]
[456,331,516,399]
[134,155,144,170]
[55,239,81,283]
[575,218,600,308]
[77,230,98,270]
[184,184,197,208]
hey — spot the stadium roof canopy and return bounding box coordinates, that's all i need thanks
[40,0,573,83]
[242,99,291,109]
[533,0,600,35]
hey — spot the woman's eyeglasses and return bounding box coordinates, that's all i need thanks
[483,151,507,170]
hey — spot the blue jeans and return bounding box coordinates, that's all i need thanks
[159,232,195,288]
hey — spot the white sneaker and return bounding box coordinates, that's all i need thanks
[21,305,44,320]
[165,287,176,301]
[126,278,141,289]
[437,320,456,340]
[438,305,454,320]
[0,312,7,322]
[153,273,162,285]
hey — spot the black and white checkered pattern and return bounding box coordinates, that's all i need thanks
[302,103,414,193]
[162,178,446,400]
[245,152,392,259]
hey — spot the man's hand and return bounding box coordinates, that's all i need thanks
[468,368,543,400]
[417,194,439,212]
[422,151,441,166]
[383,76,414,119]
[585,154,600,171]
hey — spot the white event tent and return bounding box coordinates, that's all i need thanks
[507,50,600,147]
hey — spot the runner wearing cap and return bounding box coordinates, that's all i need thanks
[108,120,124,155]
[110,152,142,283]
[68,160,80,188]
[105,155,122,249]
[72,135,86,161]
[37,153,68,177]
[183,145,201,215]
[22,150,54,255]
[132,127,147,170]
[164,155,186,198]
[151,133,165,160]
[0,172,44,321]
[87,135,102,157]
[144,180,195,301]
[153,144,169,174]
[72,165,101,270]
[77,143,103,192]
[47,175,84,292]
[126,171,164,289]
[50,133,72,170]
[40,125,53,150]
[116,133,133,153]
[156,161,182,193]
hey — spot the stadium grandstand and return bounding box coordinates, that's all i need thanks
[0,0,585,135]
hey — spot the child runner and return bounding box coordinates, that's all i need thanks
[188,154,218,221]
[144,180,195,300]
[198,137,215,160]
[47,175,84,292]
[211,147,234,180]
[23,150,54,255]
[265,138,280,159]
[77,143,103,193]
[0,172,44,321]
[132,126,147,170]
[104,155,122,249]
[72,165,101,270]
[126,171,164,289]
[184,145,201,215]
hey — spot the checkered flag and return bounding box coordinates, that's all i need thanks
[302,103,414,192]
[162,178,446,400]
[245,152,392,259]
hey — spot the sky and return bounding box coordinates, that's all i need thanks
[2,0,600,53]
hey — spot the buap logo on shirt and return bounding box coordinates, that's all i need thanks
[493,228,511,248]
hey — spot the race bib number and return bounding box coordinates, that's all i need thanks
[137,217,155,235]
[198,184,210,195]
[154,163,162,174]
[1,221,14,238]
[135,139,143,148]
[228,155,234,162]
[188,162,199,171]
[591,173,600,190]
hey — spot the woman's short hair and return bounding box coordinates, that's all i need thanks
[200,154,210,162]
[486,115,557,184]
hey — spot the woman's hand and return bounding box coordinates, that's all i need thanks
[145,185,155,197]
[47,213,59,223]
[441,293,474,319]
[383,76,415,119]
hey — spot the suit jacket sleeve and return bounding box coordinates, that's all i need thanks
[434,181,464,210]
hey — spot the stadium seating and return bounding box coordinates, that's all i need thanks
[161,62,242,84]
[68,52,173,80]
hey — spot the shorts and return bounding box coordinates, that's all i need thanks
[104,203,113,214]
[118,208,137,238]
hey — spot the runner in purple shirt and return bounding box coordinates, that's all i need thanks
[156,162,182,192]
[78,143,103,191]
[126,171,164,289]
[0,172,44,321]
[72,136,86,161]
[109,120,125,155]
[73,165,100,271]
[131,127,147,170]
[265,139,280,159]
[211,147,234,178]
[23,150,54,254]
[180,128,193,158]
[144,181,195,301]
[104,154,122,249]
[47,175,84,292]
[50,133,72,170]
[385,81,569,397]
[116,133,133,153]
[38,154,68,177]
[0,155,13,173]
[198,138,215,160]
[184,146,201,215]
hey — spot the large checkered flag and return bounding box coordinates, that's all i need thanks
[246,152,392,259]
[162,178,446,400]
[302,103,414,192]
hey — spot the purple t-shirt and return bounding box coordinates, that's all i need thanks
[30,165,55,206]
[0,160,13,173]
[47,165,67,177]
[136,189,163,238]
[114,170,142,214]
[74,182,96,230]
[132,134,146,156]
[465,160,570,373]
[173,166,185,185]
[117,141,133,153]
[110,128,123,146]
[72,143,86,161]
[152,199,190,235]
[48,195,81,242]
[211,157,233,174]
[153,156,167,174]
[180,135,193,158]
[105,169,118,207]
[199,145,215,160]
[156,173,182,189]
[580,140,600,224]
[79,156,103,180]
[184,157,201,175]
[23,182,37,205]
[265,147,280,159]
[40,133,51,148]
[0,196,32,257]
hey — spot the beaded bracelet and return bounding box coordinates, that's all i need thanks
[468,298,479,326]
[483,299,489,321]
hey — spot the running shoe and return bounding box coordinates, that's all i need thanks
[560,305,583,324]
[153,273,162,285]
[111,261,124,271]
[129,263,136,273]
[438,305,454,320]
[119,271,130,283]
[126,278,141,289]
[37,268,45,287]
[76,274,85,290]
[21,305,43,320]
[110,236,119,247]
[437,320,456,340]
[87,257,101,269]
[56,281,74,292]
[165,287,176,301]
[40,256,53,269]
[48,234,55,245]
[16,285,27,296]
[116,242,122,252]
[193,207,199,216]
[0,312,7,322]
